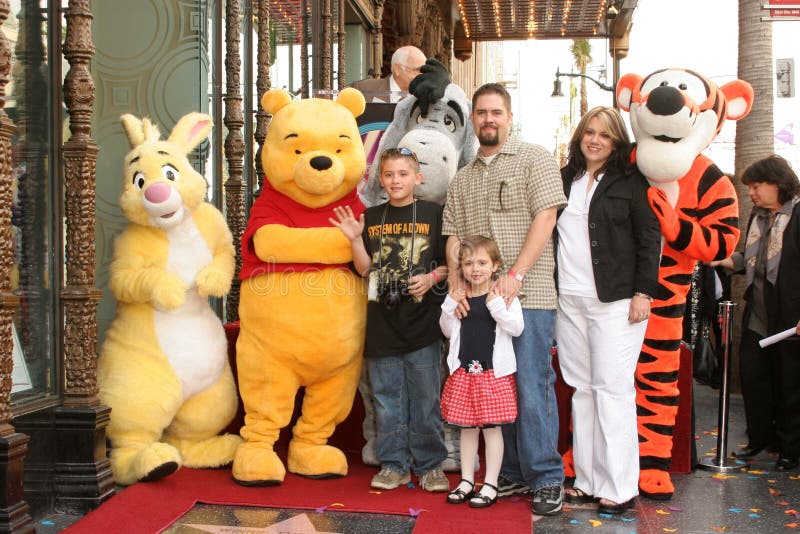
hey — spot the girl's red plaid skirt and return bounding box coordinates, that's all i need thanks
[440,367,517,427]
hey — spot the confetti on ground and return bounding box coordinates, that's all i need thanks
[770,479,779,483]
[749,513,761,518]
[330,503,344,507]
[668,506,683,511]
[406,482,415,489]
[314,506,327,513]
[569,519,582,525]
[598,513,613,518]
[589,519,602,527]
[40,521,54,526]
[369,490,382,495]
[713,474,738,480]
[663,529,677,533]
[751,509,761,513]
[621,517,635,522]
[785,523,799,528]
[785,510,800,517]
[749,470,766,475]
[790,475,800,480]
[409,507,425,517]
[771,488,784,496]
[728,508,742,513]
[711,527,730,532]
[778,501,791,506]
[656,509,671,515]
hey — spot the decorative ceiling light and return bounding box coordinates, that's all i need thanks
[492,0,502,38]
[457,0,471,39]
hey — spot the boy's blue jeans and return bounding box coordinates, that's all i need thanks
[367,340,447,476]
[501,308,564,491]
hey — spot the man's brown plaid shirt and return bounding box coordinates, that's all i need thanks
[443,135,567,310]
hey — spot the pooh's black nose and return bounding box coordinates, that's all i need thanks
[310,156,333,171]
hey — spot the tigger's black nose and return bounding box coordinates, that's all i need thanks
[646,85,684,116]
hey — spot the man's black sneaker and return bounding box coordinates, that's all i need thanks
[497,475,532,497]
[532,484,563,515]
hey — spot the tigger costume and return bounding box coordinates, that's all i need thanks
[617,69,753,499]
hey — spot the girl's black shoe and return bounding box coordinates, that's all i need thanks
[446,479,475,504]
[469,482,498,508]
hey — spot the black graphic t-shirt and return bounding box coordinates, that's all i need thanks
[361,199,447,357]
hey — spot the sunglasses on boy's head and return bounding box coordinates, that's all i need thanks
[381,147,418,162]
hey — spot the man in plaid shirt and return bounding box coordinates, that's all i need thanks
[443,83,567,516]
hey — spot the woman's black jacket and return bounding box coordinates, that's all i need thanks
[556,166,661,303]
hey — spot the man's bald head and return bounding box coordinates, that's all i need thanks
[390,46,426,92]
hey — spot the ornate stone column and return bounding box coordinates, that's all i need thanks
[371,1,384,77]
[54,0,114,514]
[0,0,33,530]
[253,0,271,195]
[320,0,331,92]
[337,0,345,89]
[224,0,245,321]
[301,0,310,97]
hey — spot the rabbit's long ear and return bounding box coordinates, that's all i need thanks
[120,114,163,148]
[120,114,145,148]
[167,112,214,153]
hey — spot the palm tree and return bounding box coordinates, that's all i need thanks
[730,0,773,389]
[570,39,592,117]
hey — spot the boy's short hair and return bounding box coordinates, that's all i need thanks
[379,146,420,174]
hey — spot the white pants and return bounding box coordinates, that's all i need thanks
[556,293,647,503]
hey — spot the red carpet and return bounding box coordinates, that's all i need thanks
[64,455,532,534]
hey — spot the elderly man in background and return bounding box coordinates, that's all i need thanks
[351,45,426,103]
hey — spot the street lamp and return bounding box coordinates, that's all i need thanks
[550,67,615,97]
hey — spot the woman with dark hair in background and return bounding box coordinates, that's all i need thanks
[556,107,661,514]
[712,155,800,471]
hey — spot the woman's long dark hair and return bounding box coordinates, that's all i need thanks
[563,106,634,180]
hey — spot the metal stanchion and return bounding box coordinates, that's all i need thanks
[698,300,745,472]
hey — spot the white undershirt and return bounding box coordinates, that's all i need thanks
[388,75,402,103]
[557,171,601,298]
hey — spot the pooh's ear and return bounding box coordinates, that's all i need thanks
[167,112,214,154]
[336,87,366,118]
[261,89,293,116]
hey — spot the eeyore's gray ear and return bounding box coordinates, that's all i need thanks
[361,96,418,206]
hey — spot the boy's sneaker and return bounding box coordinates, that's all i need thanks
[371,467,411,490]
[497,475,532,497]
[419,467,450,492]
[532,484,564,516]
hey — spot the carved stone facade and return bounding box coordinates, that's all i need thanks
[374,0,453,75]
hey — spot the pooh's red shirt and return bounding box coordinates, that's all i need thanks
[239,180,365,279]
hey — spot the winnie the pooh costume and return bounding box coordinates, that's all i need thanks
[98,112,241,486]
[233,88,367,485]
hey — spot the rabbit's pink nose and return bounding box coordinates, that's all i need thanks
[144,182,171,203]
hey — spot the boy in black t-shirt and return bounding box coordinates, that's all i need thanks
[330,147,449,492]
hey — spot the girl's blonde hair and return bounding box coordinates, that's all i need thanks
[459,235,502,277]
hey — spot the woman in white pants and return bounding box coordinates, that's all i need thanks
[556,107,661,515]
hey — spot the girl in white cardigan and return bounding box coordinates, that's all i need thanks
[440,236,524,508]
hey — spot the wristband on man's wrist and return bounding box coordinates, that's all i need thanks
[508,269,525,283]
[430,270,441,283]
[634,291,653,301]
